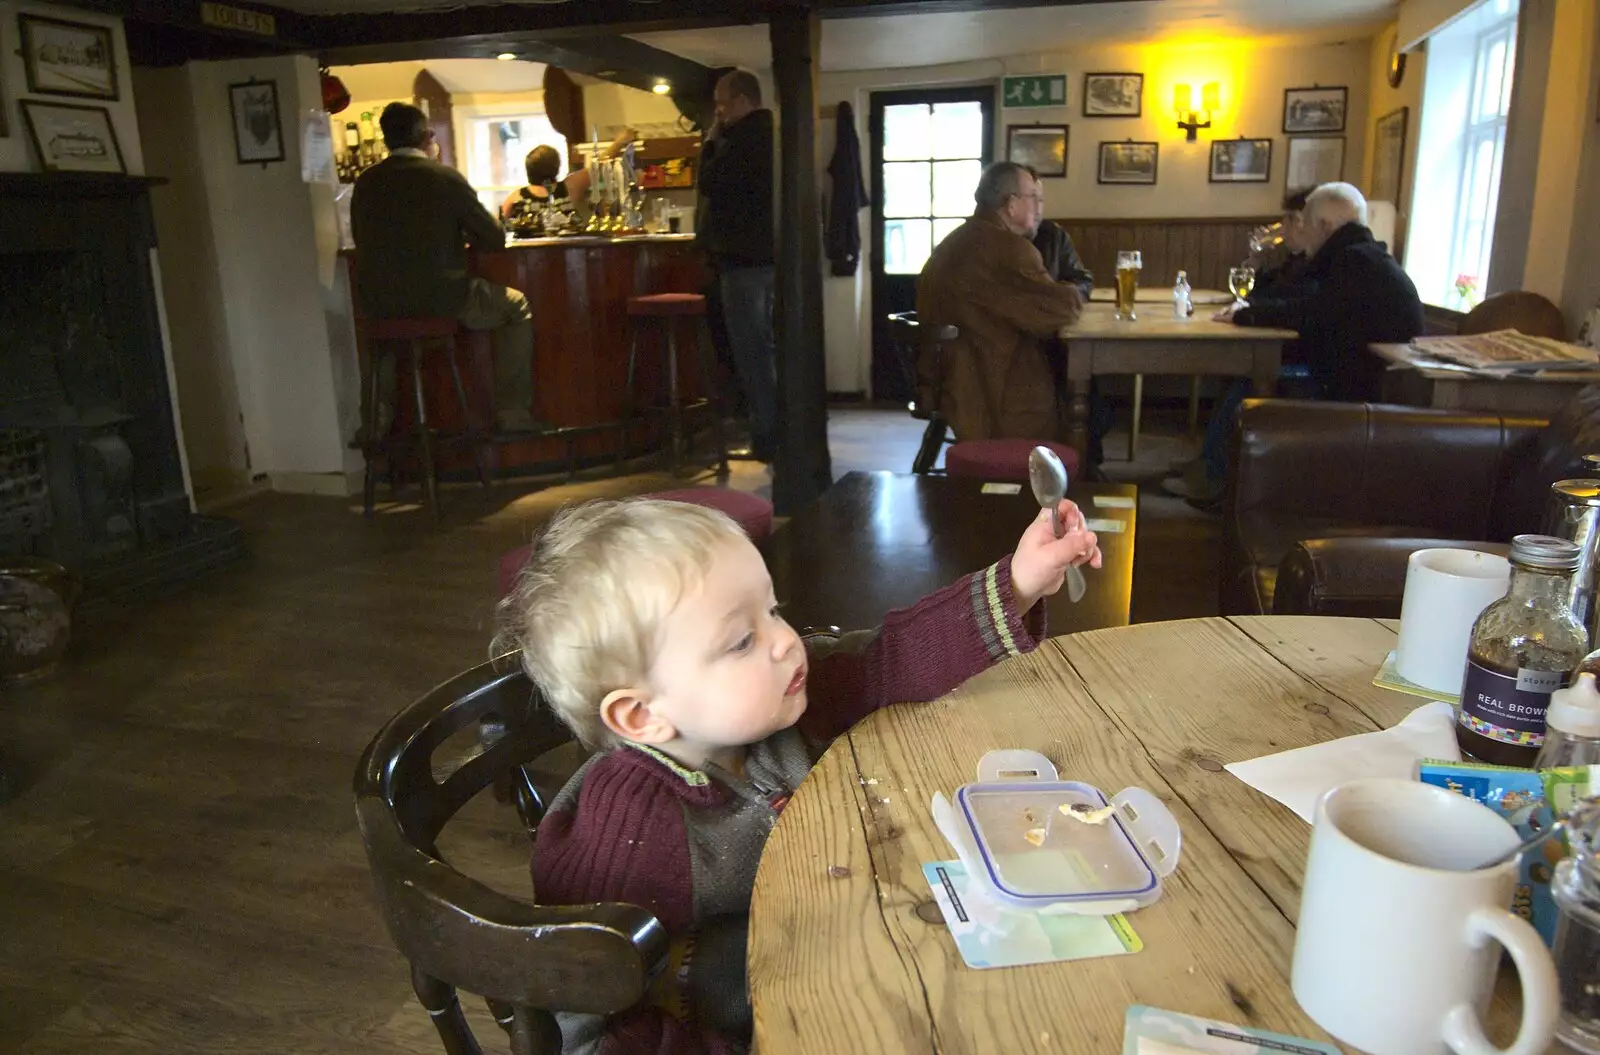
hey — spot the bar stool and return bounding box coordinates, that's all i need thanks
[944,439,1081,485]
[623,294,728,476]
[357,316,490,522]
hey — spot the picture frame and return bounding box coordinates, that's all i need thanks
[20,100,125,174]
[18,14,119,101]
[1371,106,1409,205]
[1209,138,1273,183]
[1006,124,1068,178]
[229,79,285,165]
[1083,73,1143,118]
[1285,135,1346,194]
[1097,141,1158,185]
[1282,86,1347,134]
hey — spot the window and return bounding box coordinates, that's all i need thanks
[879,100,985,275]
[460,112,568,216]
[1406,0,1518,306]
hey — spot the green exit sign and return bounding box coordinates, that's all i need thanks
[1003,75,1067,109]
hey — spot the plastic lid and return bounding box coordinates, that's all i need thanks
[1549,672,1600,737]
[1510,534,1582,571]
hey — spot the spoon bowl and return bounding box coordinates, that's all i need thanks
[1027,446,1087,604]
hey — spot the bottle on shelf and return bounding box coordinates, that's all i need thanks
[1173,270,1192,321]
[1534,671,1600,769]
[1458,534,1589,767]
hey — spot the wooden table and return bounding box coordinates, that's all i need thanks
[1371,341,1600,417]
[749,616,1536,1053]
[763,472,1136,637]
[1059,303,1298,458]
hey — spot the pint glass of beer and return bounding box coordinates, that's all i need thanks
[1115,250,1142,320]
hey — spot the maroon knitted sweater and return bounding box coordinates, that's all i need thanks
[531,557,1046,1054]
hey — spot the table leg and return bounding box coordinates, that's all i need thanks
[1188,376,1201,434]
[1126,374,1143,461]
[1064,344,1091,457]
[1250,342,1283,398]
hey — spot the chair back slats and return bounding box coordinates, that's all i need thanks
[355,655,670,1042]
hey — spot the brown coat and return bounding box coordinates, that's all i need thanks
[915,214,1082,442]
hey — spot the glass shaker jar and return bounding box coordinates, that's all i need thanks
[1458,535,1589,767]
[1552,797,1600,1053]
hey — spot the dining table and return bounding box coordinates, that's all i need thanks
[1371,341,1600,418]
[748,615,1540,1052]
[1059,303,1298,458]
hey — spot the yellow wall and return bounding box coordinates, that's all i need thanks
[1522,0,1597,305]
[1361,25,1425,258]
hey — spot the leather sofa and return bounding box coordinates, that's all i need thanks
[1221,387,1600,616]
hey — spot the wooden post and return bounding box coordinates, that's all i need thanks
[769,4,832,514]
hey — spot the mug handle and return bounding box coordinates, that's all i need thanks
[1440,907,1559,1055]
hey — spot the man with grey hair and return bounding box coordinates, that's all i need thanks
[916,161,1083,446]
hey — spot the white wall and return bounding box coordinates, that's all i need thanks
[164,54,361,493]
[0,1,143,174]
[815,38,1375,392]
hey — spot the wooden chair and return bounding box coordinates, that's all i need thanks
[354,656,668,1055]
[1460,291,1568,340]
[886,311,958,474]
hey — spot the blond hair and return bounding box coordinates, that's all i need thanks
[493,498,749,749]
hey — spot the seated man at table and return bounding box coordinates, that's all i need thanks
[351,102,537,434]
[917,161,1083,444]
[496,495,1101,1053]
[1166,182,1423,507]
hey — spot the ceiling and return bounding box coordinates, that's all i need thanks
[629,0,1397,72]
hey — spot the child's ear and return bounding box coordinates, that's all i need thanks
[600,687,676,745]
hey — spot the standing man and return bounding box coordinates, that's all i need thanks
[917,161,1082,444]
[698,69,777,462]
[352,102,537,434]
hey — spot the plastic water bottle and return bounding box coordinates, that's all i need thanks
[1536,672,1600,769]
[1173,270,1192,320]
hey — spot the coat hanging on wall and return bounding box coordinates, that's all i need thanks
[824,100,868,277]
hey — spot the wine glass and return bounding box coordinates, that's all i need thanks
[1228,266,1256,311]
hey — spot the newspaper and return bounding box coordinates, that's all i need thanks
[1410,329,1600,373]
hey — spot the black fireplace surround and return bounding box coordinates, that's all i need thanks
[0,173,244,598]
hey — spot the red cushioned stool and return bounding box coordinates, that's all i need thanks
[624,294,728,476]
[943,439,1081,484]
[496,488,774,599]
[357,315,491,523]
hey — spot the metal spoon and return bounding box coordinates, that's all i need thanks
[1027,446,1088,604]
[1472,794,1600,871]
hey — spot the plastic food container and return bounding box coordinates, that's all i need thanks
[931,749,1181,915]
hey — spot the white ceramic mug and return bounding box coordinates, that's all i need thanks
[1395,548,1510,694]
[1292,779,1558,1055]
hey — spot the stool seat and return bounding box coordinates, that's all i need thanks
[626,293,707,317]
[944,439,1081,484]
[360,316,462,341]
[496,489,774,599]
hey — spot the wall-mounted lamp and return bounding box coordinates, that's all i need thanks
[1175,82,1220,142]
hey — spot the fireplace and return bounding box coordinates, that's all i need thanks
[0,173,244,598]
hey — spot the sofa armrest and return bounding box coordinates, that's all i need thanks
[1272,537,1511,618]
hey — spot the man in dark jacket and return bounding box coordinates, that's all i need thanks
[351,103,535,433]
[698,69,778,461]
[1031,218,1094,302]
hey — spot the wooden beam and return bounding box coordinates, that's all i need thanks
[769,4,832,513]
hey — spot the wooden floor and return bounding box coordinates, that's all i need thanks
[0,405,1219,1054]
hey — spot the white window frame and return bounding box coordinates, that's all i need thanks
[451,100,569,215]
[1445,13,1517,302]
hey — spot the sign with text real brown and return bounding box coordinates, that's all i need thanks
[201,2,277,38]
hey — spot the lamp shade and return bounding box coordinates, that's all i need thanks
[1174,83,1193,114]
[1201,82,1221,113]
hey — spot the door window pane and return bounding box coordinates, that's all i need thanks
[883,219,932,275]
[930,101,984,159]
[882,161,931,218]
[933,217,965,248]
[883,104,932,161]
[931,159,982,217]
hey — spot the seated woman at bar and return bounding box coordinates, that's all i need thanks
[499,127,637,221]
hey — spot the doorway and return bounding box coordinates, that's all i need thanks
[868,86,995,403]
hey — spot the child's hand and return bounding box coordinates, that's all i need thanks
[1010,499,1103,614]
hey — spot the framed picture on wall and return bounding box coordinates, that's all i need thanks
[1097,141,1158,185]
[21,100,125,174]
[1371,107,1409,205]
[1006,124,1068,177]
[1209,138,1273,183]
[18,15,119,101]
[1283,86,1347,133]
[229,79,285,165]
[1285,136,1345,194]
[1083,73,1143,117]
